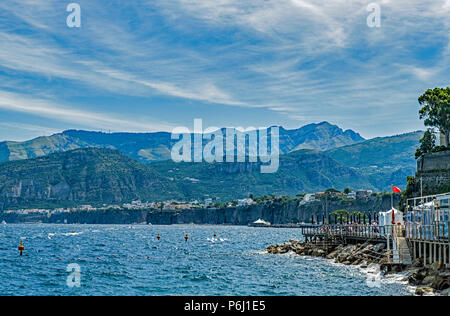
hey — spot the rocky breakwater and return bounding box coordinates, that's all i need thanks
[267,240,389,266]
[266,240,450,296]
[406,263,450,296]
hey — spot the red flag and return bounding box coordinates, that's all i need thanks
[392,186,401,193]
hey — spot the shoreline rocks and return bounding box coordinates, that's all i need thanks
[266,240,450,296]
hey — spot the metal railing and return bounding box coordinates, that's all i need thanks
[301,224,387,240]
[406,192,450,209]
[303,222,450,244]
[405,222,449,242]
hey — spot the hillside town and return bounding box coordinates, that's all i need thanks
[2,189,376,217]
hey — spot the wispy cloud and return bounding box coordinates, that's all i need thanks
[0,122,60,138]
[0,0,448,139]
[0,90,174,132]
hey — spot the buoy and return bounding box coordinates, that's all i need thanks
[96,257,100,260]
[18,240,25,256]
[185,234,188,242]
[58,258,62,261]
[213,233,217,238]
[157,234,160,240]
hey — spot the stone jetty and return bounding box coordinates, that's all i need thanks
[266,240,450,296]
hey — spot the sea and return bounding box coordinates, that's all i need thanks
[0,224,413,296]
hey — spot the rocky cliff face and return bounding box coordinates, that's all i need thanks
[147,194,399,226]
[0,146,393,209]
[0,194,399,225]
[150,149,375,201]
[0,148,182,209]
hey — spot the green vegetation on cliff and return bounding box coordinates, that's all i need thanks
[0,148,183,209]
[326,131,423,190]
[0,130,428,209]
[0,147,375,209]
[150,149,374,201]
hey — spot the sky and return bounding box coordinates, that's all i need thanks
[0,0,449,141]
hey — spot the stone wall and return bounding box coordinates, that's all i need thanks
[413,151,450,196]
[417,151,450,172]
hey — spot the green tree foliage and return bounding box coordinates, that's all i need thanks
[418,87,450,146]
[415,129,436,159]
[343,188,352,194]
[330,209,365,222]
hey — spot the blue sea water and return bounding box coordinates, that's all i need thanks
[0,224,412,296]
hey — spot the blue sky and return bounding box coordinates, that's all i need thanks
[0,0,449,141]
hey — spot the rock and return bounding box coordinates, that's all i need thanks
[440,288,450,296]
[352,259,361,265]
[266,245,277,254]
[335,244,345,252]
[337,254,348,263]
[412,257,423,267]
[373,243,386,252]
[408,270,426,285]
[422,275,435,285]
[361,244,374,254]
[295,248,305,255]
[359,260,369,269]
[415,287,434,296]
[431,262,443,272]
[379,257,389,265]
[439,272,450,278]
[342,261,352,265]
[431,276,450,291]
[326,250,339,260]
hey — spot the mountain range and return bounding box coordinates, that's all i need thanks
[0,122,364,163]
[0,148,183,209]
[0,122,423,209]
[0,147,373,209]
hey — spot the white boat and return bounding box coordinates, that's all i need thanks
[1,220,6,225]
[249,219,271,227]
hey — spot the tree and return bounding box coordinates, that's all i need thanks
[344,188,352,194]
[418,87,450,147]
[415,129,436,159]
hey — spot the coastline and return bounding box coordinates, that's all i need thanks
[266,239,450,296]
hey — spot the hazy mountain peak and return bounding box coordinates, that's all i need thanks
[1,122,365,163]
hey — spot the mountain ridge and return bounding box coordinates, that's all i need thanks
[0,121,364,163]
[0,128,424,209]
[0,147,373,209]
[326,130,424,189]
[0,148,183,209]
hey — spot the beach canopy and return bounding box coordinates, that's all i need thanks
[378,208,404,227]
[413,201,434,211]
